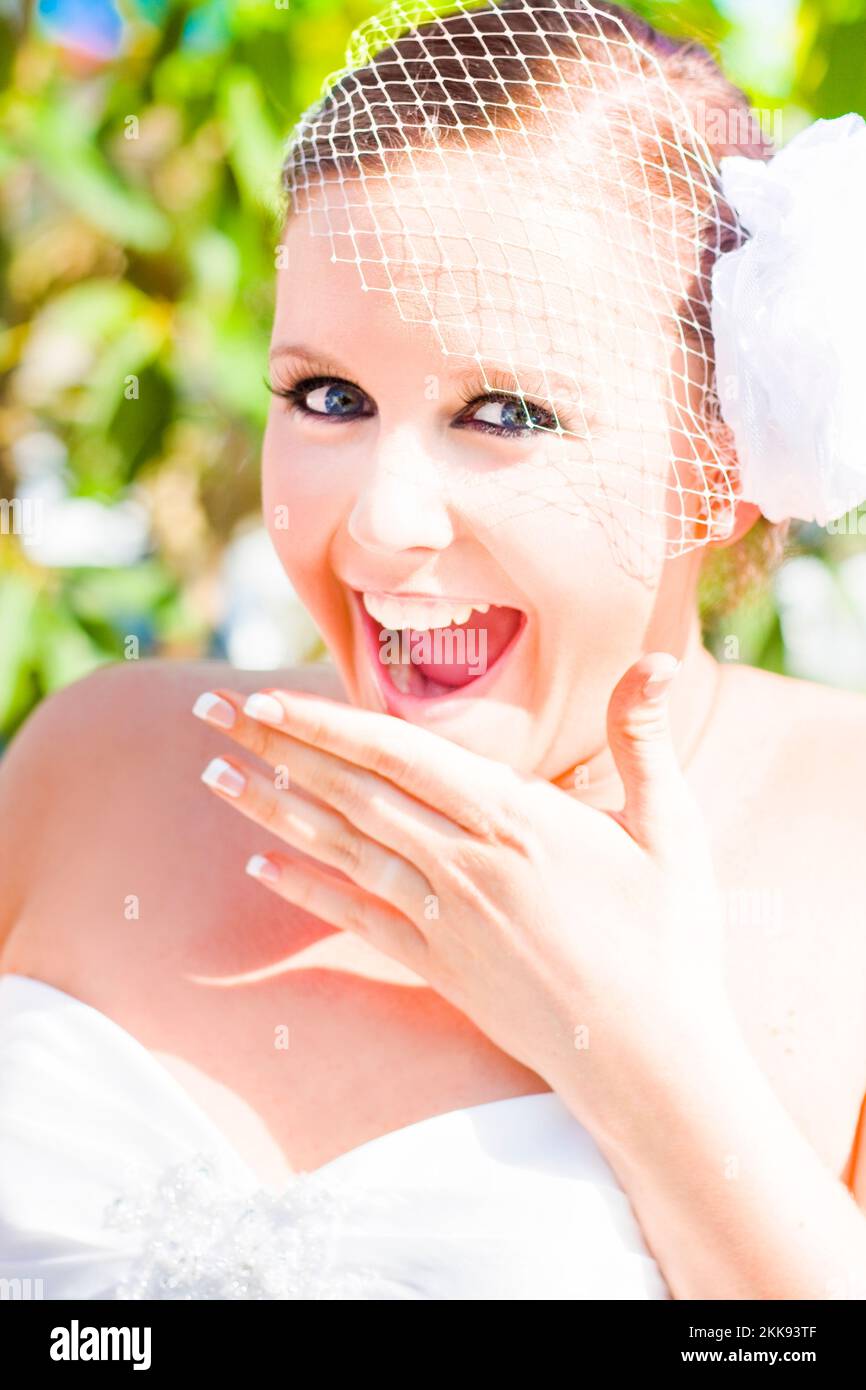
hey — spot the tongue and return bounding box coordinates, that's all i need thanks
[413,605,521,688]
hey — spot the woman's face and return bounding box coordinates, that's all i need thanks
[262,161,704,782]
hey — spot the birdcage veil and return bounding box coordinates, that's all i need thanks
[280,0,758,579]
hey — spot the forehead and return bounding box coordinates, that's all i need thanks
[281,149,660,409]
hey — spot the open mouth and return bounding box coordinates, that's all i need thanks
[351,589,526,708]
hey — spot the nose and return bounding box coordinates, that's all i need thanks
[347,425,455,555]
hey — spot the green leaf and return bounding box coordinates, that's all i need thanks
[26,101,172,252]
[32,602,112,693]
[218,66,284,213]
[0,575,40,728]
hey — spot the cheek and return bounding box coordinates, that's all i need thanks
[261,415,353,581]
[483,493,647,620]
[503,519,659,702]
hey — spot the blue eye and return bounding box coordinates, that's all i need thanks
[271,375,374,422]
[457,393,558,437]
[306,382,368,417]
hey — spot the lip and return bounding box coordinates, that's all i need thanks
[348,588,528,718]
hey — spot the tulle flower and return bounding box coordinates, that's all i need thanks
[711,113,866,526]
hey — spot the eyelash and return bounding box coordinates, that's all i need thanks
[267,367,567,437]
[266,371,371,423]
[453,375,563,436]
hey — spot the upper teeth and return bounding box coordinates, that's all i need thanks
[362,592,490,631]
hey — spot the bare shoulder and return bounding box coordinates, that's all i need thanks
[702,659,866,980]
[0,657,347,970]
[699,661,866,1177]
[715,660,866,794]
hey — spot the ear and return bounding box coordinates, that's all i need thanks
[707,497,762,550]
[689,429,762,550]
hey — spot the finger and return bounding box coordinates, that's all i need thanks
[193,689,460,872]
[200,753,433,924]
[606,653,708,866]
[238,688,517,840]
[244,850,430,974]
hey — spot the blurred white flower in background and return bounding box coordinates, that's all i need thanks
[218,524,323,670]
[22,494,150,567]
[9,430,324,669]
[14,430,150,567]
[774,553,866,688]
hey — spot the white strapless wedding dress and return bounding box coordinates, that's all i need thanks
[0,974,669,1300]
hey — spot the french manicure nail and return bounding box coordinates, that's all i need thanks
[192,692,236,729]
[246,854,280,883]
[201,757,246,797]
[243,693,285,725]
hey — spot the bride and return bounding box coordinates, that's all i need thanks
[2,0,866,1300]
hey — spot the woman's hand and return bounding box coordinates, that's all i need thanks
[191,653,731,1127]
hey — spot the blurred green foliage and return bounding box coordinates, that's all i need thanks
[1,0,865,742]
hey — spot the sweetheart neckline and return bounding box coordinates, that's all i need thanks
[0,971,561,1196]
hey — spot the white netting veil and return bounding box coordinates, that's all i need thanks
[281,0,770,577]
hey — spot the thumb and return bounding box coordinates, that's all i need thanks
[606,651,697,861]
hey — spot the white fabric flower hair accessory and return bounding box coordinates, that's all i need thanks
[711,112,866,527]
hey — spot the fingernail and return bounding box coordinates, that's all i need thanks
[246,853,280,883]
[642,655,681,699]
[192,692,236,729]
[243,693,285,725]
[201,757,246,797]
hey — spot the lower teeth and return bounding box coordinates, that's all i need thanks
[374,619,489,699]
[389,662,411,694]
[383,660,454,698]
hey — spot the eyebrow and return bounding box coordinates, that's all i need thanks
[449,361,584,408]
[269,342,585,409]
[269,342,351,372]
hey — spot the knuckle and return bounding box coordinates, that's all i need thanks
[464,806,500,842]
[466,768,527,844]
[321,765,368,818]
[445,836,495,882]
[618,705,669,745]
[244,719,278,763]
[492,803,535,853]
[259,790,287,833]
[329,830,363,874]
[471,795,532,853]
[368,739,413,784]
[304,715,328,749]
[288,870,316,915]
[341,895,370,936]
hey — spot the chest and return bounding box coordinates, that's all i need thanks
[159,871,864,1185]
[707,816,866,1176]
[13,771,865,1187]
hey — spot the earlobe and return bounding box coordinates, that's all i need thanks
[707,498,762,550]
